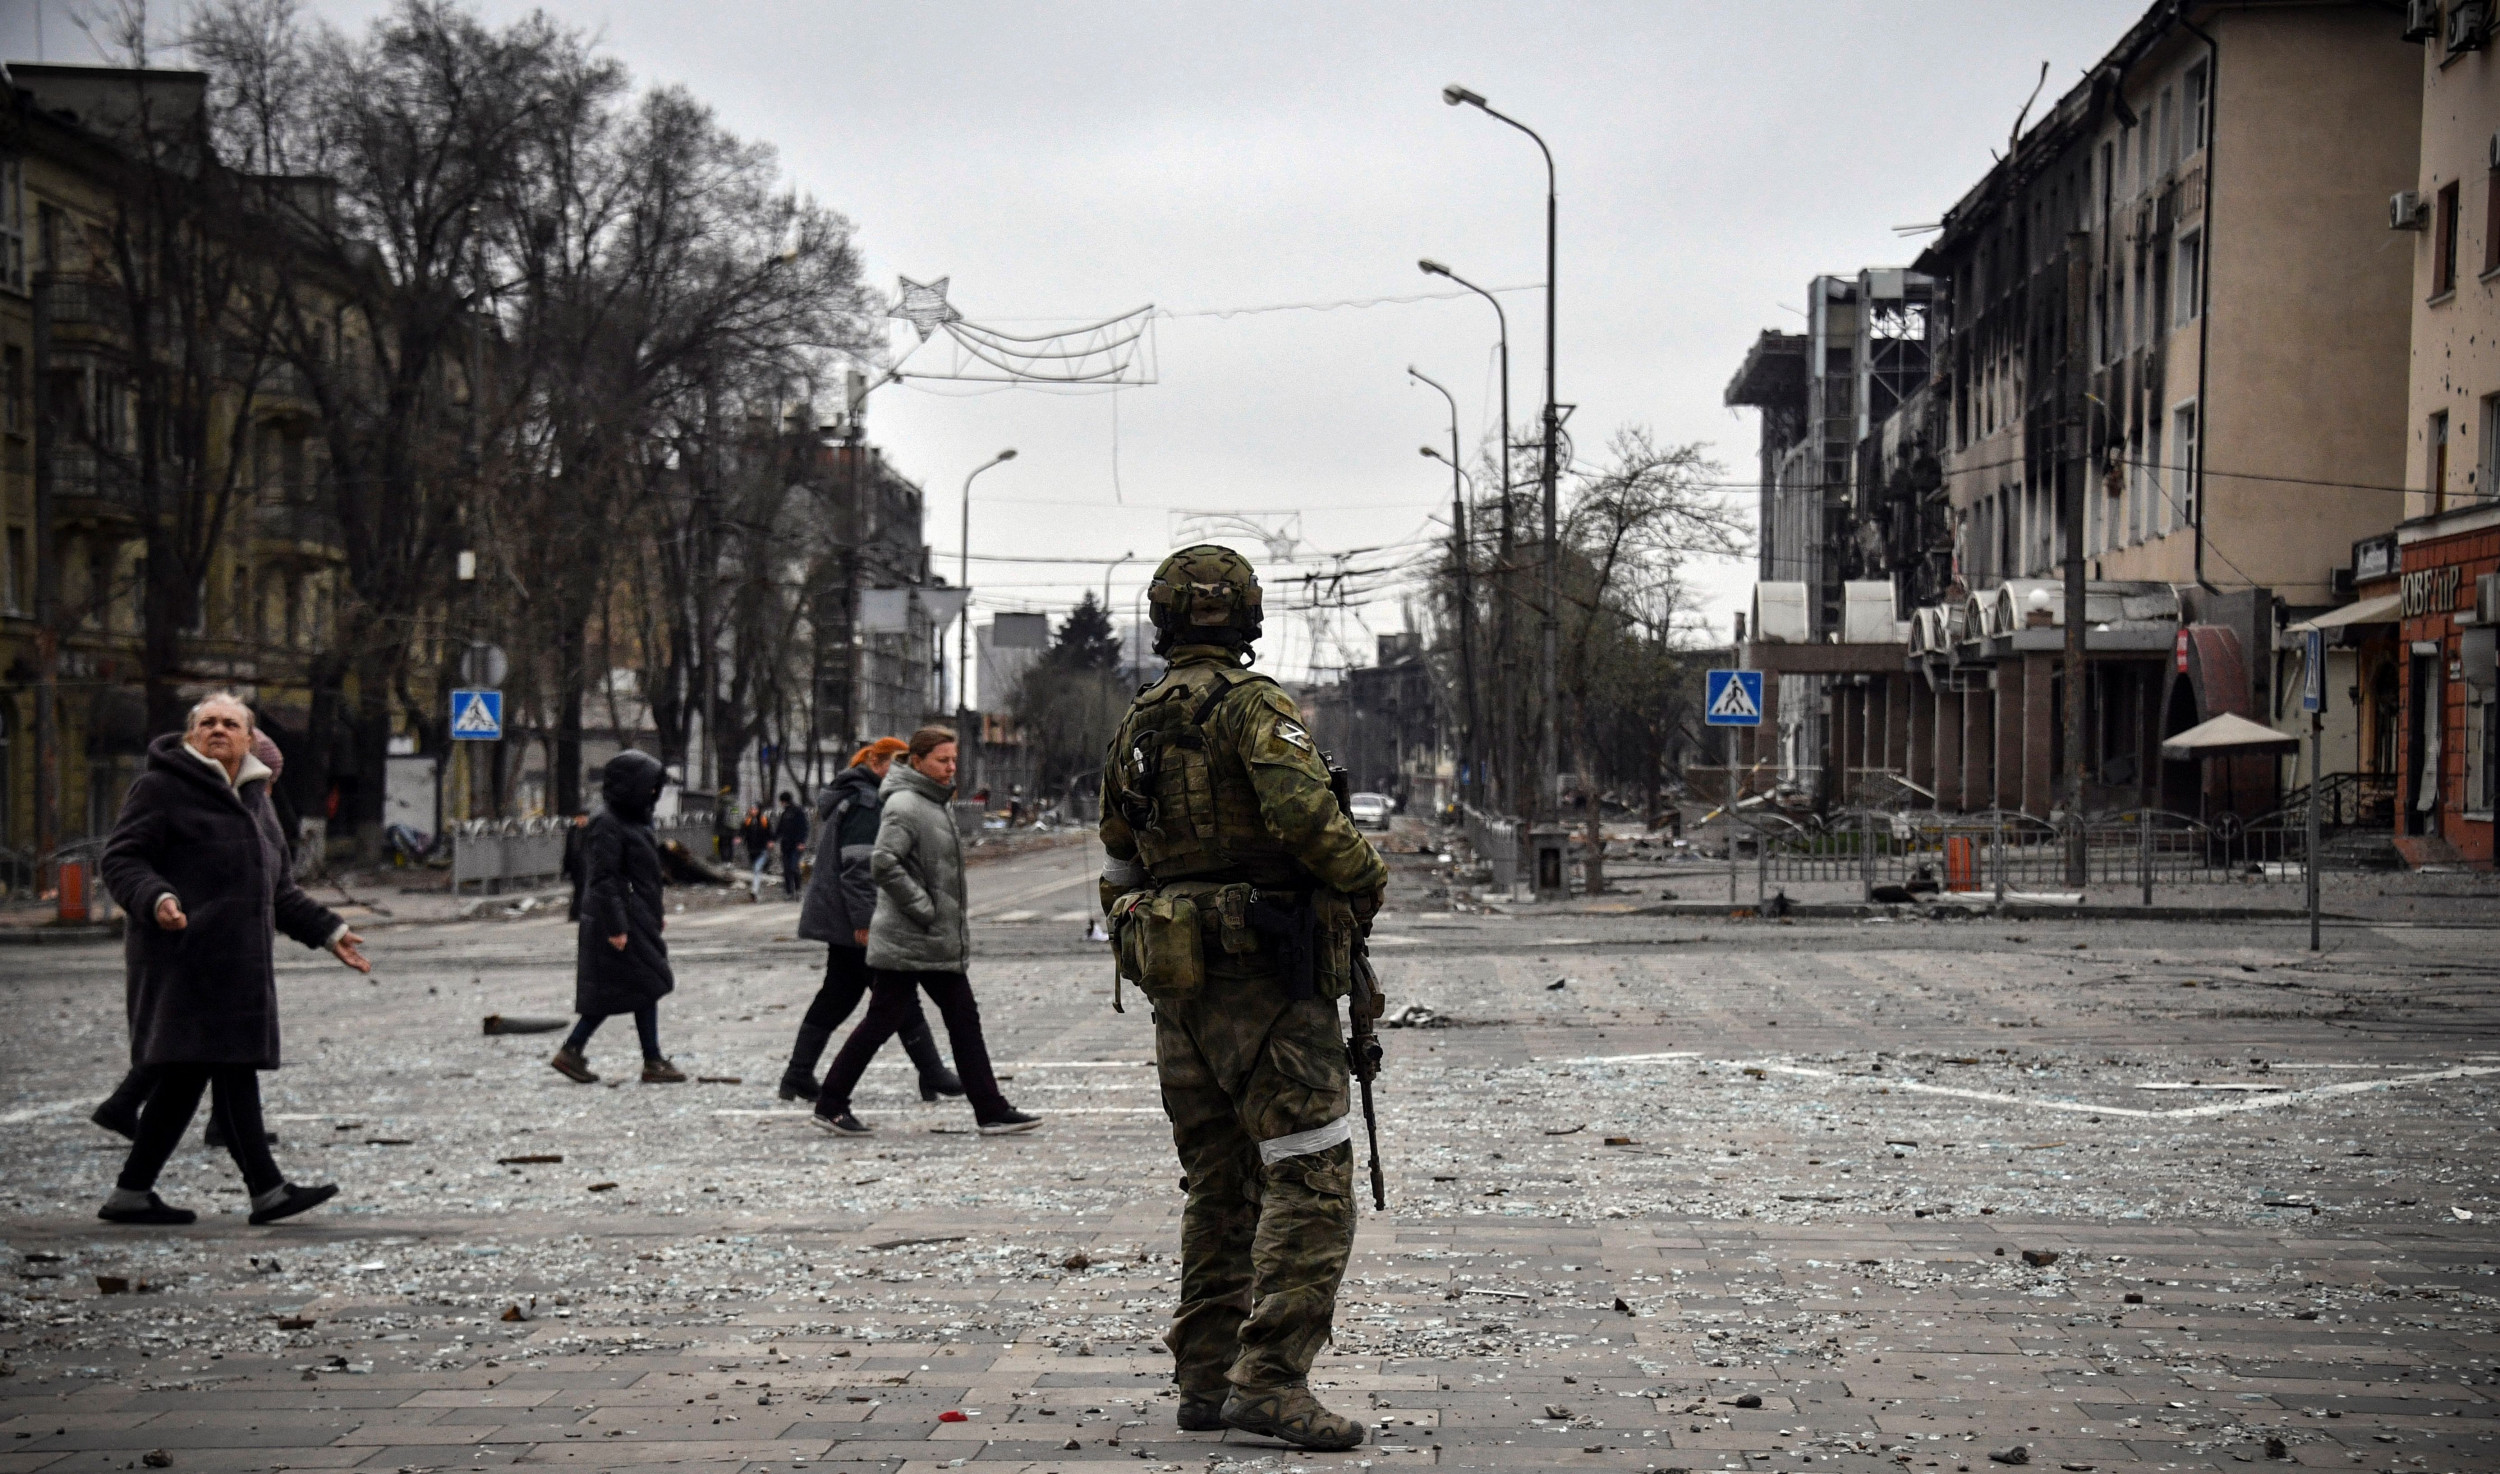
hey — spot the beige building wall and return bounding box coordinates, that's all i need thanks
[2403,22,2500,518]
[2094,10,2418,603]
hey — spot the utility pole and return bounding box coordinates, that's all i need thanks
[31,270,59,871]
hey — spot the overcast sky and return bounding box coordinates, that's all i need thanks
[8,0,2145,679]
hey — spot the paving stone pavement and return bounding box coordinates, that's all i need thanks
[3,838,2497,1472]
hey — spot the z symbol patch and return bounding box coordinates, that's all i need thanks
[1276,721,1313,751]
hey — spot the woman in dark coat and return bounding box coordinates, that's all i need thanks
[550,750,685,1084]
[781,737,961,1102]
[97,694,372,1226]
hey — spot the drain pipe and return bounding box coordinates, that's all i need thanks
[2177,0,2220,597]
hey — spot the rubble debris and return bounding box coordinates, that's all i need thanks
[142,1452,171,1469]
[586,1182,618,1193]
[1988,1446,2030,1465]
[659,839,734,885]
[497,1154,563,1165]
[481,1015,568,1035]
[2020,1250,2060,1267]
[93,1275,129,1294]
[1062,1251,1092,1270]
[275,1316,315,1330]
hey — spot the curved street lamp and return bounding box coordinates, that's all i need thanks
[958,449,1017,716]
[1408,367,1482,810]
[1443,82,1561,824]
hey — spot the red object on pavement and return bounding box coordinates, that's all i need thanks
[938,1410,967,1422]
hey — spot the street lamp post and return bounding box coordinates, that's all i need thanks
[958,448,1018,717]
[1409,367,1482,812]
[1443,83,1561,824]
[1418,257,1513,812]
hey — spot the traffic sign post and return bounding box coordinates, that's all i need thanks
[2303,629,2325,953]
[1706,671,1764,906]
[451,688,503,742]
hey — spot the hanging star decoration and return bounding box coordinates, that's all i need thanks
[892,275,964,341]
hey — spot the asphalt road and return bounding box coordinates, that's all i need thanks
[1,830,2495,1472]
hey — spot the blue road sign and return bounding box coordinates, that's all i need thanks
[2302,629,2326,714]
[1705,669,1763,727]
[450,688,503,741]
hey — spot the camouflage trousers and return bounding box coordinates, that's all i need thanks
[1154,963,1356,1396]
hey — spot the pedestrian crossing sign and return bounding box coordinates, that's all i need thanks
[451,688,503,741]
[1704,669,1763,727]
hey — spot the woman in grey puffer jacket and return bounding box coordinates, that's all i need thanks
[811,726,1039,1136]
[780,738,960,1102]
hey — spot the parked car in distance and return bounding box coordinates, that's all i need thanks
[1347,791,1393,831]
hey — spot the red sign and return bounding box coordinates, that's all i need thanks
[2175,630,2191,674]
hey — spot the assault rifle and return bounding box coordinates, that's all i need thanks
[1325,757,1388,1211]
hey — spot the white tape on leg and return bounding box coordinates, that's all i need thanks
[1257,1114,1351,1165]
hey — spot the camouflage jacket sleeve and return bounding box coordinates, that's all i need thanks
[1226,684,1390,896]
[1097,738,1146,914]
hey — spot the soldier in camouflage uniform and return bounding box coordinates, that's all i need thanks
[1099,545,1389,1452]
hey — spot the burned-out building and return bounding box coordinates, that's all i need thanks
[1728,0,2423,825]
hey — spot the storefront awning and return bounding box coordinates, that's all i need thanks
[2160,712,2302,761]
[2284,592,2400,634]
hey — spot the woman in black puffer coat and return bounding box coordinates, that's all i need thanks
[550,751,684,1085]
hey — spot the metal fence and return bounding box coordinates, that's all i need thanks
[449,816,715,895]
[1755,808,2347,898]
[1460,804,1525,892]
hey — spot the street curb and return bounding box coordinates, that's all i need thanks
[1620,900,2328,923]
[0,919,123,944]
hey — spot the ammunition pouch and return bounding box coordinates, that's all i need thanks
[1108,890,1205,1002]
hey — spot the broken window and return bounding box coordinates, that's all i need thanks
[2171,402,2199,530]
[2174,231,2202,325]
[2486,157,2500,276]
[2185,64,2209,158]
[2480,393,2500,503]
[2430,408,2451,515]
[2435,181,2462,297]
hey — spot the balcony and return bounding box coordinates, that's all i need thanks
[49,449,143,524]
[251,496,342,555]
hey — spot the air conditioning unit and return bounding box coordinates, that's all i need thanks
[2450,0,2491,50]
[2404,0,2443,42]
[2392,190,2430,231]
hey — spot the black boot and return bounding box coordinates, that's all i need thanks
[900,1017,963,1101]
[780,1024,833,1102]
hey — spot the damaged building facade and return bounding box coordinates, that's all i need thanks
[1727,0,2431,840]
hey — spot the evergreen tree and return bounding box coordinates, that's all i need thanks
[1047,593,1123,672]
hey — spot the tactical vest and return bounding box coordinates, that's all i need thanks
[1109,660,1301,887]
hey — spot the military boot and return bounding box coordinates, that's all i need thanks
[1219,1383,1364,1451]
[1175,1393,1227,1432]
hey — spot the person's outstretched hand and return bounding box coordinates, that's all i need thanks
[330,930,372,973]
[154,895,187,931]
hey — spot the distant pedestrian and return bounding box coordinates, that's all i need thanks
[741,803,772,898]
[560,810,590,921]
[712,787,737,862]
[550,751,685,1085]
[95,694,372,1226]
[774,790,808,898]
[782,737,962,1103]
[812,726,1037,1136]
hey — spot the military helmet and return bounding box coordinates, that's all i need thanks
[1146,544,1263,651]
